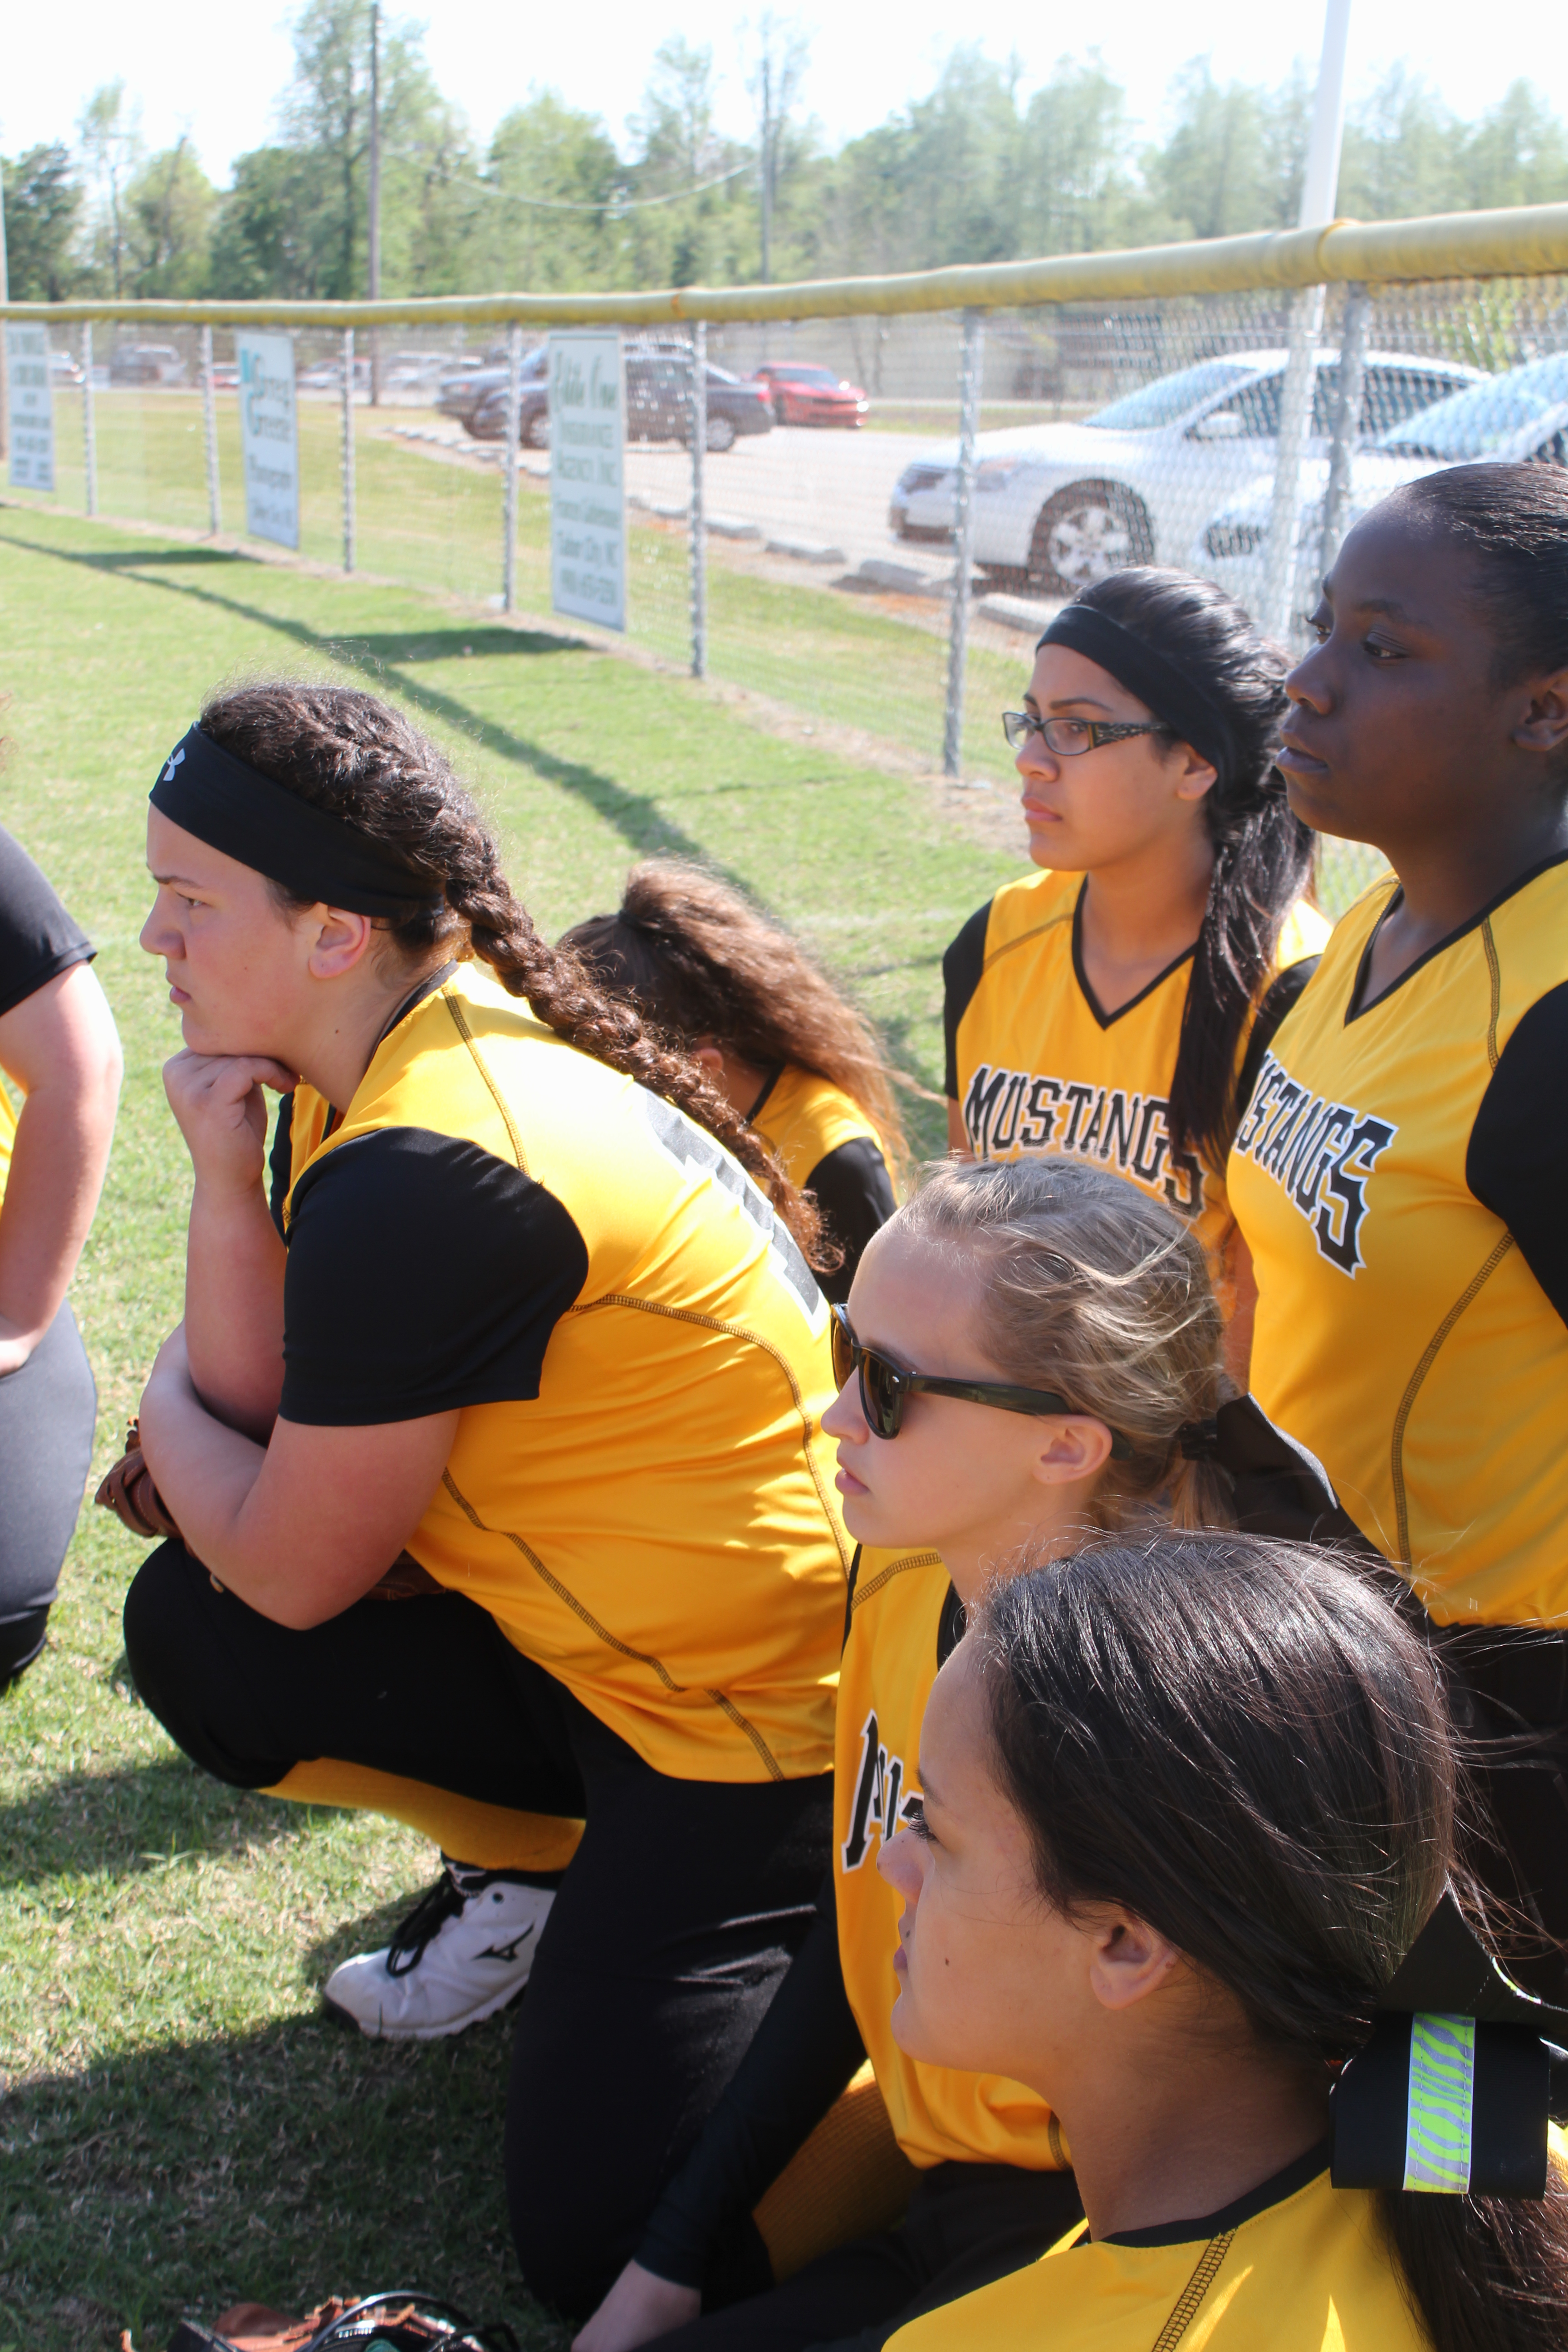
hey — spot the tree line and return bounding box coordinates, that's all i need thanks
[6,1,1568,306]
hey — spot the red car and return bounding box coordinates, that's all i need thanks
[750,363,868,428]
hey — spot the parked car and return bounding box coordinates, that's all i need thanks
[109,343,188,387]
[435,347,533,427]
[48,348,83,387]
[298,355,372,391]
[465,350,773,453]
[888,349,1484,594]
[1192,350,1568,609]
[210,362,240,391]
[750,362,868,427]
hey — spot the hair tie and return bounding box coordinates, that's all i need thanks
[1177,1416,1220,1460]
[151,726,442,917]
[1332,1887,1568,2199]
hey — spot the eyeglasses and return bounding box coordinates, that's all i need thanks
[1001,711,1173,756]
[830,1303,1132,1457]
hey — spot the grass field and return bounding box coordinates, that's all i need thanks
[0,501,1024,2352]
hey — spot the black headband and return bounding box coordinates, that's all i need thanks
[149,725,442,917]
[1037,604,1237,786]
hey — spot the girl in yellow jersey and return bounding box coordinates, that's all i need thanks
[119,686,848,2322]
[576,1156,1229,2352]
[563,862,906,1301]
[1227,463,1568,2003]
[944,569,1329,1356]
[877,1533,1568,2352]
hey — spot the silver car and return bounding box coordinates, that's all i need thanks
[888,350,1481,596]
[1194,351,1568,612]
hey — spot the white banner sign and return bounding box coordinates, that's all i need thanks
[237,332,299,550]
[549,330,626,632]
[6,325,55,492]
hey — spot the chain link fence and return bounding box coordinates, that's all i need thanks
[9,227,1568,916]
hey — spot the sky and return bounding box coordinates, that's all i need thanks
[5,0,1566,188]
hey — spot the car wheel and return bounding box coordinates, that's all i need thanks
[523,409,550,450]
[1027,481,1152,595]
[705,413,738,453]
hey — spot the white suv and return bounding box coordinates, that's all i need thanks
[888,350,1481,596]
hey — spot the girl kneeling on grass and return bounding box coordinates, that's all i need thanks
[120,684,849,2323]
[578,1154,1230,2352]
[562,862,905,1301]
[878,1532,1568,2352]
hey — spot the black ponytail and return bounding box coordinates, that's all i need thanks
[1071,570,1316,1169]
[975,1532,1568,2352]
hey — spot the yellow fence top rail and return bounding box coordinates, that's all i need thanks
[6,202,1568,329]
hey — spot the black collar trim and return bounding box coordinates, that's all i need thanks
[1096,2135,1331,2248]
[1072,881,1197,1032]
[1345,848,1568,1025]
[746,1064,786,1124]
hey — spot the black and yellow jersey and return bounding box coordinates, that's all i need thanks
[750,1064,896,1304]
[837,1544,1066,2172]
[270,959,850,1781]
[885,2141,1434,2352]
[0,825,95,1206]
[943,869,1330,1296]
[1228,859,1568,1628]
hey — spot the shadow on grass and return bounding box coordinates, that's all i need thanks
[0,2004,559,2352]
[0,1754,319,1891]
[0,530,706,867]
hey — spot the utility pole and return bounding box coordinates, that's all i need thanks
[368,0,382,404]
[759,52,773,285]
[0,156,9,462]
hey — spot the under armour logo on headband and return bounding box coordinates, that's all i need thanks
[161,746,186,784]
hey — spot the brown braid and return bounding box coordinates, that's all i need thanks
[197,681,832,1269]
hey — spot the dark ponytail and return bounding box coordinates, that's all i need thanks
[974,1532,1568,2352]
[197,682,828,1267]
[1071,569,1315,1169]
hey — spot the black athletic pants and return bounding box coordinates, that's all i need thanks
[0,1301,97,1687]
[655,2161,1084,2352]
[122,1541,831,2321]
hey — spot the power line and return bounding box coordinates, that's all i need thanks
[454,159,752,216]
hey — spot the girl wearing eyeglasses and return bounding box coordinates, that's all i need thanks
[575,1153,1228,2352]
[561,861,906,1303]
[944,569,1328,1371]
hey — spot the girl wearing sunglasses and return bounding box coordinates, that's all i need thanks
[561,860,905,1303]
[944,568,1328,1373]
[576,1154,1228,2352]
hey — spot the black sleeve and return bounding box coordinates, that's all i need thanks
[1466,981,1568,1327]
[807,1137,896,1305]
[635,1884,865,2289]
[268,1091,297,1242]
[279,1126,590,1424]
[941,902,992,1103]
[1236,956,1320,1121]
[0,824,94,1019]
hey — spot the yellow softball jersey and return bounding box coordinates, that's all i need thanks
[943,869,1330,1288]
[1228,858,1568,1627]
[751,1063,896,1305]
[836,1544,1067,2172]
[0,824,96,1209]
[886,2143,1426,2352]
[273,960,850,1782]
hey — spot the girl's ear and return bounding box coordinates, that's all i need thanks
[1030,1415,1115,1489]
[1087,1911,1183,2013]
[1167,741,1219,805]
[689,1039,725,1077]
[306,907,377,980]
[1512,668,1568,760]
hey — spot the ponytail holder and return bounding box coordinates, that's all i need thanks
[1177,1416,1220,1461]
[1331,1888,1568,2199]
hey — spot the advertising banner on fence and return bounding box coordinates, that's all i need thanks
[237,332,299,550]
[6,325,55,493]
[549,330,626,632]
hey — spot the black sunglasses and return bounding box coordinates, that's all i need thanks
[830,1304,1132,1458]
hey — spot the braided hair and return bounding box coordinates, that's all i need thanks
[198,682,828,1266]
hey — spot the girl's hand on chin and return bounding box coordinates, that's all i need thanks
[163,1049,300,1198]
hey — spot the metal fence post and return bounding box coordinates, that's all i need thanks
[503,322,522,613]
[82,322,97,517]
[943,309,984,779]
[199,323,220,535]
[1318,284,1369,583]
[690,321,708,681]
[1260,286,1326,644]
[339,327,357,573]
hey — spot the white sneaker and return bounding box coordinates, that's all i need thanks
[323,1862,555,2041]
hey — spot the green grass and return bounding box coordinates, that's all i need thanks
[0,503,1021,2352]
